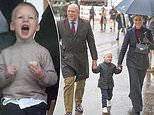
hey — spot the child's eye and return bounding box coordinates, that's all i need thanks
[17,16,23,19]
[29,16,34,19]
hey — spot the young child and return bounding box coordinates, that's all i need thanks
[0,2,58,115]
[92,51,122,114]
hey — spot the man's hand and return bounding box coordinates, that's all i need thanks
[92,60,97,69]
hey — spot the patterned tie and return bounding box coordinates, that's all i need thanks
[71,21,75,33]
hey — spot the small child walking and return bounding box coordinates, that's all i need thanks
[92,51,122,114]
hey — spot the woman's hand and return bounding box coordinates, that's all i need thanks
[117,65,123,70]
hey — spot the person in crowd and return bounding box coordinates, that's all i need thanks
[0,0,23,108]
[143,16,148,27]
[148,16,154,72]
[0,10,16,52]
[109,5,118,31]
[57,3,98,115]
[100,6,106,31]
[0,10,8,33]
[60,4,68,20]
[149,16,154,37]
[0,0,23,31]
[103,16,107,31]
[117,15,154,115]
[116,12,126,40]
[92,51,122,114]
[0,2,58,115]
[89,6,95,28]
[128,14,133,28]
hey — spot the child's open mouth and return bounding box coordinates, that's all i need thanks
[21,25,29,35]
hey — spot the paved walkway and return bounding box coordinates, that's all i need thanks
[53,20,154,115]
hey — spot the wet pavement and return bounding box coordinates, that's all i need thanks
[53,20,154,115]
[143,72,154,114]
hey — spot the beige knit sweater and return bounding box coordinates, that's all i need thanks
[0,39,58,101]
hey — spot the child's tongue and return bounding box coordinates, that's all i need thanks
[21,26,29,35]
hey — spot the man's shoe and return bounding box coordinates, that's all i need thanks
[65,112,72,115]
[75,104,83,113]
[102,107,108,114]
[107,100,112,107]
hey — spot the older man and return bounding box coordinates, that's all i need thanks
[57,3,98,115]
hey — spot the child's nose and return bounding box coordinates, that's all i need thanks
[23,17,29,22]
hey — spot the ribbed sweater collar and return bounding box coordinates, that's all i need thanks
[15,39,36,46]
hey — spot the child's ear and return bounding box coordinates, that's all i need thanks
[10,22,15,31]
[36,24,40,32]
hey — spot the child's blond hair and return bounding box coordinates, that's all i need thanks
[103,51,112,57]
[11,2,39,21]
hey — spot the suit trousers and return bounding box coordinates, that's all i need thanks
[64,77,86,113]
[127,66,147,112]
[0,102,47,115]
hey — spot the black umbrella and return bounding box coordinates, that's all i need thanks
[115,0,154,16]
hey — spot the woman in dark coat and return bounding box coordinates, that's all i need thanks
[117,15,154,115]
